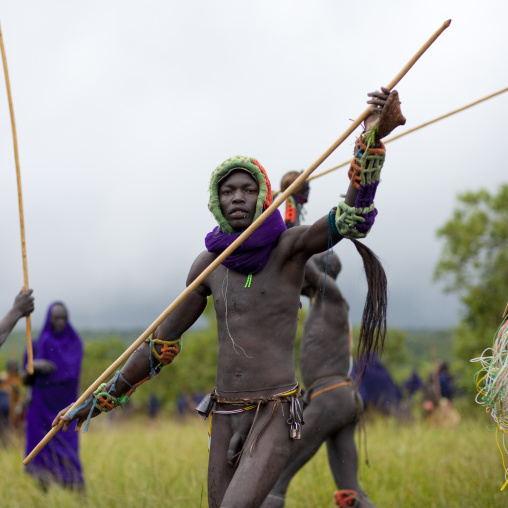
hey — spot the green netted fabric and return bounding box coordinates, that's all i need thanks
[335,201,376,239]
[208,155,273,234]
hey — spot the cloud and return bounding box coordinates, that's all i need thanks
[1,1,507,332]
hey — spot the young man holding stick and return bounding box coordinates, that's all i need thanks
[54,88,404,507]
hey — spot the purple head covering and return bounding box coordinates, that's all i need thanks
[205,209,287,274]
[24,301,84,488]
[34,302,83,384]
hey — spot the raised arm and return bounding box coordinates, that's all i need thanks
[0,288,34,347]
[291,87,405,261]
[304,255,344,303]
[54,253,212,432]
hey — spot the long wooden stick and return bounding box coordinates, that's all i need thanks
[24,18,451,465]
[0,22,33,375]
[294,86,508,186]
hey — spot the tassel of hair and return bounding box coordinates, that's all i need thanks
[351,239,387,382]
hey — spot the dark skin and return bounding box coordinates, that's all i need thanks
[54,90,390,508]
[0,288,35,348]
[22,304,67,384]
[261,253,376,508]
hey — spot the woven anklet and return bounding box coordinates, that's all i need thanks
[93,382,131,412]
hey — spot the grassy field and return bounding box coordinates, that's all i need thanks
[1,410,507,507]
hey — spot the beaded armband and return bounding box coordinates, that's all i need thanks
[93,382,130,412]
[348,137,386,191]
[335,201,376,239]
[328,207,342,239]
[67,335,183,432]
[285,195,297,228]
[336,136,386,239]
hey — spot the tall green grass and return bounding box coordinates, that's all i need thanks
[1,412,506,507]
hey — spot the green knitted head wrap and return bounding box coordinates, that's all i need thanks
[208,155,273,233]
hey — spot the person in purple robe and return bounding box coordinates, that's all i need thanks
[23,301,84,490]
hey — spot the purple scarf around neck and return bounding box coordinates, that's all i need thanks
[205,209,287,274]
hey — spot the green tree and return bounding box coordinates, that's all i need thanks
[434,184,508,382]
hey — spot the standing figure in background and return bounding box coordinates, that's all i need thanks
[280,170,310,229]
[24,302,84,490]
[262,252,376,508]
[422,361,459,427]
[0,288,35,348]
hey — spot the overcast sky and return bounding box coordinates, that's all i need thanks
[1,1,507,338]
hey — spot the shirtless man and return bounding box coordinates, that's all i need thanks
[54,88,402,507]
[0,289,35,348]
[262,252,376,508]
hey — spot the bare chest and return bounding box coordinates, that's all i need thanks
[209,265,297,317]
